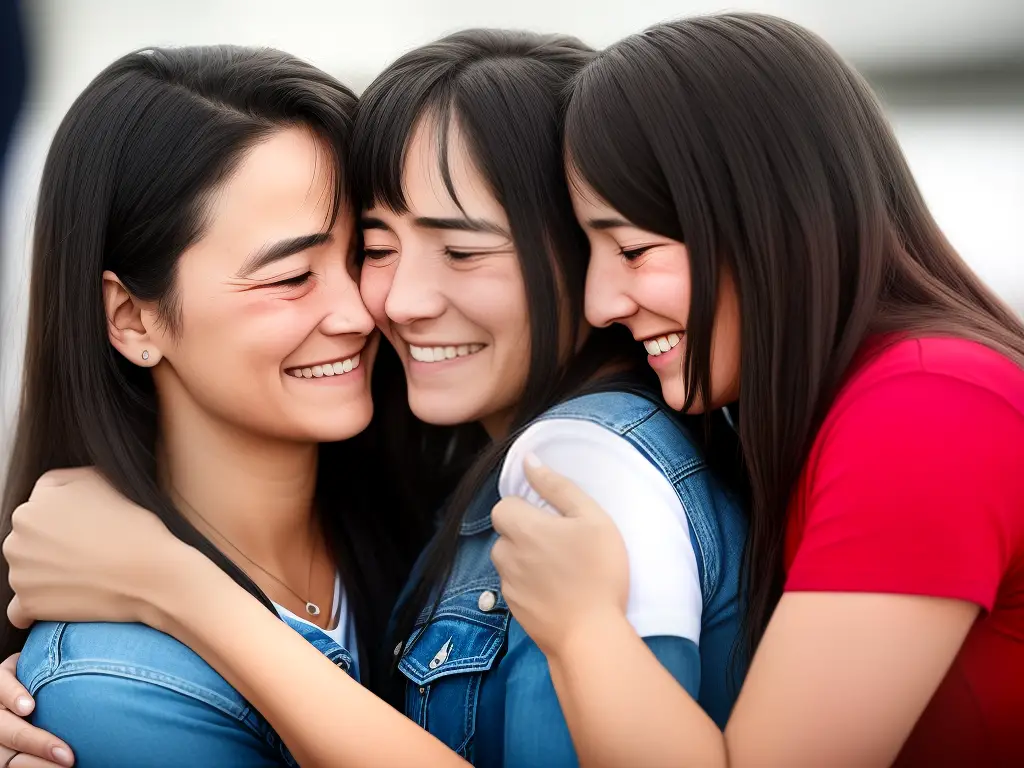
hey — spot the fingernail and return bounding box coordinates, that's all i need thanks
[524,452,543,469]
[52,746,72,765]
[15,695,33,714]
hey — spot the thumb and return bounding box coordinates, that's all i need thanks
[522,454,596,519]
[7,596,34,631]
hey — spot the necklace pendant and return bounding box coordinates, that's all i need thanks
[305,601,321,617]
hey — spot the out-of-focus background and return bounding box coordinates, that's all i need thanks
[1,0,1023,468]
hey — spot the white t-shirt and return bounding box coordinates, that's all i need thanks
[273,573,360,673]
[498,418,702,643]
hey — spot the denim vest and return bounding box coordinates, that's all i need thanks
[18,614,357,767]
[394,391,749,765]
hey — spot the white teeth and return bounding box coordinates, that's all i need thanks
[643,333,684,357]
[287,353,362,380]
[409,344,485,364]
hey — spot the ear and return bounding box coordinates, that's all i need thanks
[103,271,163,367]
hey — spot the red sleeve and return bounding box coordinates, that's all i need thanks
[786,370,1024,610]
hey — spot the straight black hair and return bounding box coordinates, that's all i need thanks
[565,13,1024,651]
[350,29,654,687]
[1,45,428,685]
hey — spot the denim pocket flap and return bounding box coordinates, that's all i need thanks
[399,590,510,685]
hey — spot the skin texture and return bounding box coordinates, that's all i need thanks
[573,180,741,413]
[361,119,531,439]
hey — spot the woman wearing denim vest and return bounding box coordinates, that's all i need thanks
[0,30,747,768]
[352,31,747,765]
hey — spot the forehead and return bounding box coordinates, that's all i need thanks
[567,171,618,221]
[202,127,345,255]
[384,116,507,227]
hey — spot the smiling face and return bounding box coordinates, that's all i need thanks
[572,180,741,413]
[358,119,531,438]
[108,127,378,444]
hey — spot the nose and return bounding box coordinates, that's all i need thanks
[384,251,446,326]
[584,254,638,329]
[318,263,375,338]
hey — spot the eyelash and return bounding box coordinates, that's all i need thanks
[620,246,654,262]
[443,247,479,260]
[269,271,312,287]
[360,247,395,263]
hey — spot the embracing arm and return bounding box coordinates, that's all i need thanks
[497,418,704,766]
[544,592,976,768]
[146,546,467,768]
[3,469,466,768]
[495,371,1021,767]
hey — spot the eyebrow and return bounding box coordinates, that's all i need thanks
[236,232,332,278]
[586,217,634,231]
[360,216,392,233]
[414,216,510,238]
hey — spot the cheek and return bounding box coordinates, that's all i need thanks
[643,269,691,326]
[358,267,393,329]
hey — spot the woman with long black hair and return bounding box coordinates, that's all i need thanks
[488,13,1024,767]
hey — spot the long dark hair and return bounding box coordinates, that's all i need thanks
[565,13,1024,651]
[1,46,427,684]
[351,29,651,678]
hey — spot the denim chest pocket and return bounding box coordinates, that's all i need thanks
[399,583,510,756]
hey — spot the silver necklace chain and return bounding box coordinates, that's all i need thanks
[175,492,322,618]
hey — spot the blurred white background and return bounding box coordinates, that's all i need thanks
[1,0,1023,467]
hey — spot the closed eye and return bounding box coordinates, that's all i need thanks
[268,271,312,287]
[361,247,398,266]
[620,246,654,262]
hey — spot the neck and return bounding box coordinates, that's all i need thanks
[156,384,319,573]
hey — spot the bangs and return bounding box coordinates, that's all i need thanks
[351,68,470,215]
[564,44,683,242]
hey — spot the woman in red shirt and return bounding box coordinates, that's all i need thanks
[488,12,1024,767]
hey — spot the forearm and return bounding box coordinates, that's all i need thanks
[145,546,466,768]
[546,611,726,768]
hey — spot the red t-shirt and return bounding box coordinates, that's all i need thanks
[785,336,1024,766]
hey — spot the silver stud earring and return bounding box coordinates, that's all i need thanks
[141,350,150,361]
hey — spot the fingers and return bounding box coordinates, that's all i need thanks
[521,454,594,518]
[30,467,96,492]
[491,497,550,540]
[0,710,74,766]
[6,598,33,632]
[10,753,72,768]
[0,657,32,716]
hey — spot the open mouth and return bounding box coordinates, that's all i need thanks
[408,343,485,364]
[642,332,684,356]
[285,352,361,379]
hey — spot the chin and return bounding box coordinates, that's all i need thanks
[305,404,374,442]
[407,393,480,428]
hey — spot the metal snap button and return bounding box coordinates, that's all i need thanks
[478,590,497,612]
[418,686,426,695]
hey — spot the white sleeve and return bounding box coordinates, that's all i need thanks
[498,418,702,643]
